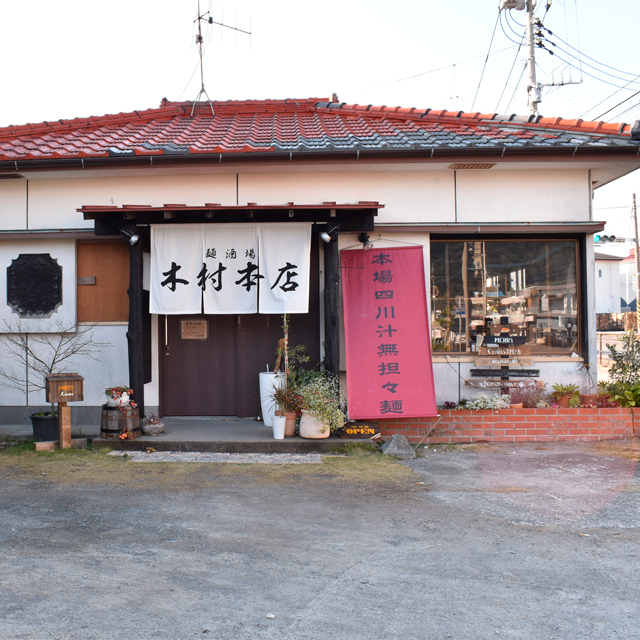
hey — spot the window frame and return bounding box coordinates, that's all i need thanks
[429,234,585,358]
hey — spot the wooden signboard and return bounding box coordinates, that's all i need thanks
[474,358,534,367]
[181,320,208,340]
[339,422,380,439]
[470,369,540,378]
[45,373,84,403]
[465,379,538,389]
[479,346,531,356]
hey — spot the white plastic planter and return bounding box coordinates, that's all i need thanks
[272,415,286,439]
[259,372,285,427]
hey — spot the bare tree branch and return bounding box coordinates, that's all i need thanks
[0,320,112,400]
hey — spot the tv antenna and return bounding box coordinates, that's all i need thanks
[191,0,252,116]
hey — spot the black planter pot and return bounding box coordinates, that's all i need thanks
[30,414,59,442]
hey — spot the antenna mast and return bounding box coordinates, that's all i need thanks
[190,0,252,117]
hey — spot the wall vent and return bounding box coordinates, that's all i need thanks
[448,163,496,170]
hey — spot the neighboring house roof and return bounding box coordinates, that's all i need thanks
[0,98,639,168]
[594,252,624,260]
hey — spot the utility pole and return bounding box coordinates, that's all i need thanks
[525,0,541,115]
[633,193,640,331]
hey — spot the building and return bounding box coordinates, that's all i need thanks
[595,251,623,313]
[620,248,637,311]
[1,98,640,424]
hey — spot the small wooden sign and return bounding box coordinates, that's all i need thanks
[339,422,380,439]
[479,346,531,356]
[45,373,84,403]
[483,336,527,346]
[181,320,208,340]
[470,369,540,378]
[474,358,534,367]
[466,379,537,388]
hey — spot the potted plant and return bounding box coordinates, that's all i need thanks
[272,384,303,437]
[105,385,134,408]
[30,408,59,442]
[141,413,164,436]
[550,382,581,408]
[297,372,345,439]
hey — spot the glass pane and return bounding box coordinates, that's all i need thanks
[430,240,579,354]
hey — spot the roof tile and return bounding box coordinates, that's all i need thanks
[0,98,638,163]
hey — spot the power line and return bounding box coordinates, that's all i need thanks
[471,11,501,111]
[593,90,640,120]
[495,23,525,113]
[364,46,515,91]
[580,74,640,118]
[505,62,527,113]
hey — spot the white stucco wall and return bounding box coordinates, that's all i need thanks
[0,164,592,230]
[24,173,238,230]
[0,180,27,230]
[0,239,76,332]
[238,170,455,223]
[456,169,589,222]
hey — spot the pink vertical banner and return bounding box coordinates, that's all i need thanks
[341,246,437,419]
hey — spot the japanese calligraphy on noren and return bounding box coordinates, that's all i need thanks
[150,223,312,315]
[342,246,437,420]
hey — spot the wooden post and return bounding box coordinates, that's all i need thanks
[58,402,71,449]
[324,236,340,376]
[127,232,145,418]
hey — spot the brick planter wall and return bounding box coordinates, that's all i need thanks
[379,408,640,444]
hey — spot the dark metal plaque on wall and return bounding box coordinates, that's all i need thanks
[7,254,63,317]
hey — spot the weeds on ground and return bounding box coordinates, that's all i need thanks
[0,442,416,489]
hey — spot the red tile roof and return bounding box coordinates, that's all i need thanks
[1,98,639,165]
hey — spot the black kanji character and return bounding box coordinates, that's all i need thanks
[374,290,394,300]
[373,270,393,284]
[375,306,395,319]
[382,382,399,394]
[270,262,299,292]
[197,262,227,292]
[376,324,397,338]
[380,400,403,414]
[160,262,189,292]
[378,362,401,375]
[377,344,399,357]
[372,252,393,265]
[235,262,264,291]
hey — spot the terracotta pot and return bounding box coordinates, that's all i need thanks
[284,412,297,437]
[556,395,570,408]
[509,403,524,409]
[299,410,330,439]
[581,394,598,408]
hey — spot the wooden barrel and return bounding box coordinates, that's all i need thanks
[100,405,141,440]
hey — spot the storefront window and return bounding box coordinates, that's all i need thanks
[430,239,579,354]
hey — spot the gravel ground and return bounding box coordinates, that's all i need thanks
[1,441,639,640]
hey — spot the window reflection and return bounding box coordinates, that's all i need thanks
[430,240,579,354]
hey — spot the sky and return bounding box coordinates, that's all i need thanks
[0,0,639,248]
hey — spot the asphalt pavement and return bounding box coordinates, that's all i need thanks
[1,441,638,640]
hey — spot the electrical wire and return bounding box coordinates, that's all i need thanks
[593,90,640,121]
[580,74,640,119]
[495,19,525,113]
[504,62,527,113]
[540,26,639,79]
[364,46,515,91]
[539,49,639,91]
[471,11,501,111]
